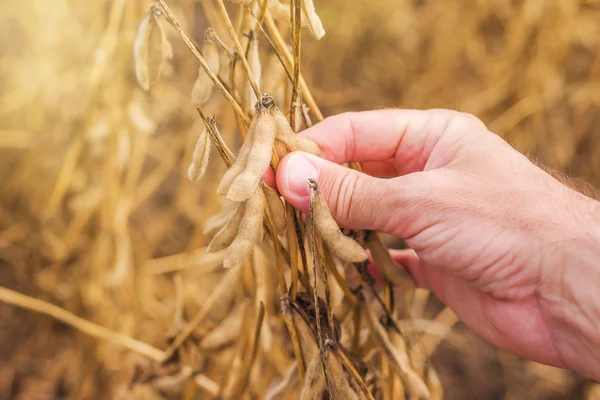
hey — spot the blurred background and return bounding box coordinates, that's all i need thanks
[1,0,599,399]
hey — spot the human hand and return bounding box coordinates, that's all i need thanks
[274,109,600,380]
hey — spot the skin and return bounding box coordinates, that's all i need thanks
[273,109,600,380]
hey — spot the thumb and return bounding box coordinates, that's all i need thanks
[276,152,402,231]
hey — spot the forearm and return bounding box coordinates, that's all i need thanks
[539,193,600,379]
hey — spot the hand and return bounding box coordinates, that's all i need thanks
[274,109,600,380]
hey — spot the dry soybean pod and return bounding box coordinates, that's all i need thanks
[200,299,250,351]
[207,202,245,253]
[233,4,258,108]
[267,0,322,39]
[187,126,211,181]
[226,99,277,202]
[365,232,415,291]
[148,8,170,87]
[192,34,221,106]
[224,189,266,268]
[301,357,326,400]
[308,179,367,263]
[325,350,360,400]
[271,106,320,155]
[216,108,259,196]
[203,200,239,235]
[246,30,262,112]
[262,184,287,232]
[301,0,325,40]
[267,0,289,22]
[362,303,430,399]
[134,10,157,91]
[265,362,300,400]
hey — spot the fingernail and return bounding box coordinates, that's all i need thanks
[284,153,319,199]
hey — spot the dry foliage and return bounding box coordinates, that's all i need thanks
[0,0,598,399]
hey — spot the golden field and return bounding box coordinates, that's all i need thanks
[0,0,599,399]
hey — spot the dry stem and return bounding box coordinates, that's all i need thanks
[157,0,250,126]
[263,11,323,121]
[0,286,220,396]
[214,0,262,101]
[289,0,302,128]
[0,286,164,361]
[162,266,240,361]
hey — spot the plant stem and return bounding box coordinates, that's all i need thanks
[214,0,262,101]
[237,302,265,396]
[0,286,164,361]
[157,0,250,126]
[309,180,333,400]
[249,3,295,90]
[281,296,307,378]
[332,345,377,400]
[263,11,324,121]
[162,266,240,361]
[290,0,302,128]
[196,108,235,167]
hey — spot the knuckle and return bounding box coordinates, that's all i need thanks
[442,111,488,139]
[326,169,393,228]
[458,112,487,130]
[330,170,360,223]
[428,109,486,132]
[325,111,357,129]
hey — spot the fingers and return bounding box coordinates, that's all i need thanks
[387,250,560,367]
[360,160,399,178]
[276,151,408,231]
[300,109,488,175]
[388,249,430,290]
[262,167,276,190]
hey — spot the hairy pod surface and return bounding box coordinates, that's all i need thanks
[207,203,245,253]
[301,358,326,400]
[267,0,290,22]
[188,126,211,181]
[134,9,170,91]
[302,0,326,39]
[268,0,325,40]
[216,112,258,196]
[192,39,220,106]
[225,101,277,202]
[308,179,368,263]
[271,107,320,155]
[326,351,360,400]
[224,189,266,268]
[246,32,262,112]
[263,185,287,232]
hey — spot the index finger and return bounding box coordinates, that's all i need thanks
[300,109,484,175]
